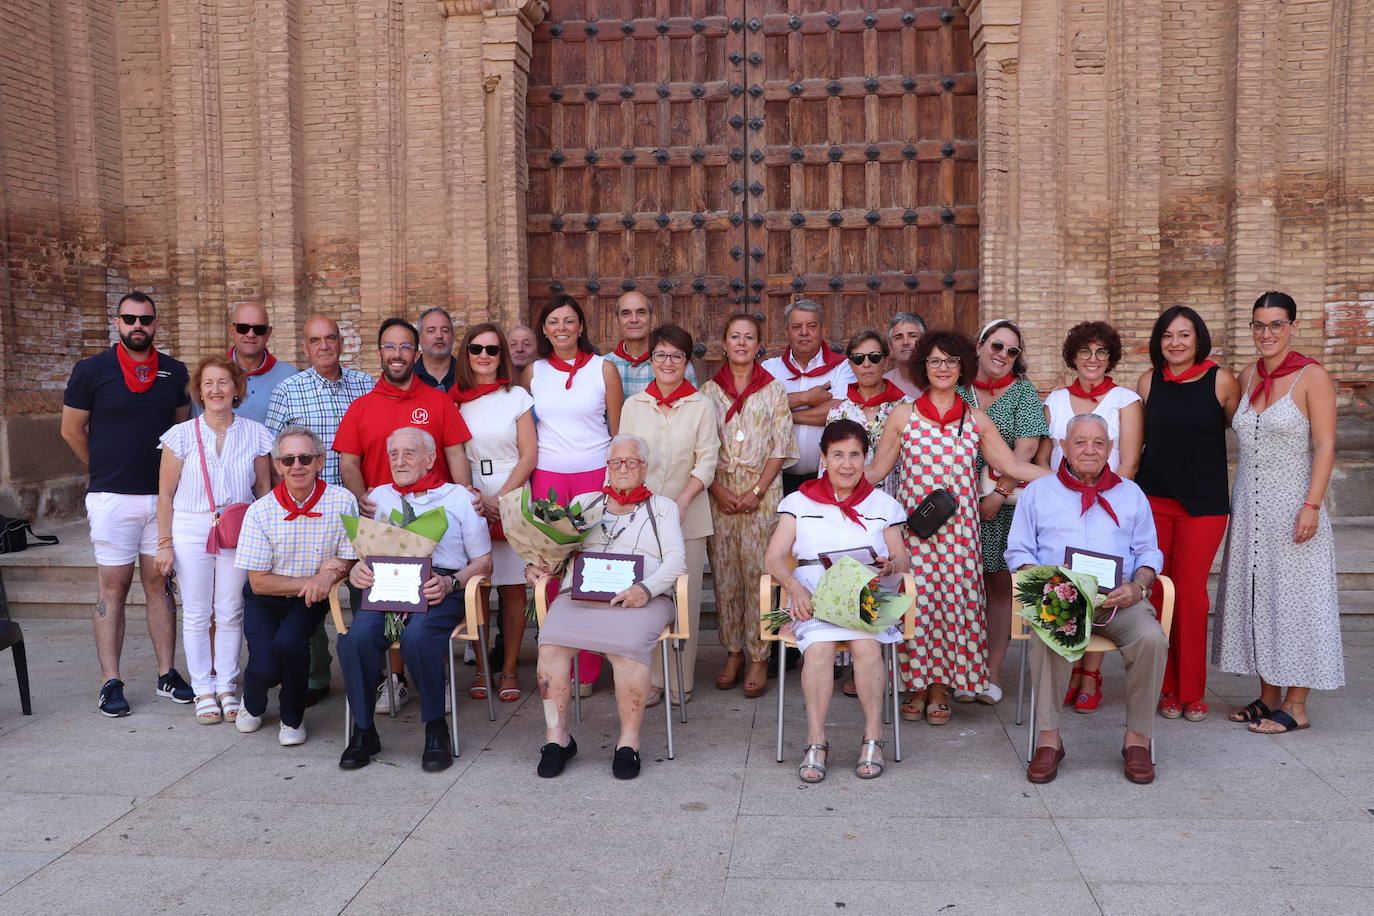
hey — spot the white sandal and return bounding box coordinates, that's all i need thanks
[798,743,828,783]
[856,738,884,779]
[216,692,239,722]
[194,694,222,725]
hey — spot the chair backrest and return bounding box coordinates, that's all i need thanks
[0,570,10,623]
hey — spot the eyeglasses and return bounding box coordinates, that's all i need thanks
[986,340,1023,357]
[606,458,644,470]
[1076,347,1111,361]
[925,356,961,368]
[467,344,503,356]
[1249,319,1291,334]
[233,323,268,335]
[276,454,317,467]
[118,314,155,326]
[651,351,686,364]
[380,342,417,354]
[848,352,884,365]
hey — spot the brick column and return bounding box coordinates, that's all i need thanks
[357,0,406,326]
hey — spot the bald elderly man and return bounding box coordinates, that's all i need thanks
[224,303,299,424]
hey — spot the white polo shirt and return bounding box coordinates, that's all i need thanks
[760,348,856,476]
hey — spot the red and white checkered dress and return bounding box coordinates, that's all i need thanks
[894,409,989,693]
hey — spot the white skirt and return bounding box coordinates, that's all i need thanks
[790,618,903,653]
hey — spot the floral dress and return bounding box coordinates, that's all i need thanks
[893,407,989,693]
[959,379,1048,574]
[827,396,911,495]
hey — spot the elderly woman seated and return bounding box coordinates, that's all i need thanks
[526,433,687,780]
[764,419,912,782]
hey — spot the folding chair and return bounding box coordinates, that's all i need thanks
[0,571,32,715]
[1012,574,1176,763]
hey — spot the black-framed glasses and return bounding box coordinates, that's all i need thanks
[651,351,687,364]
[1076,347,1111,361]
[276,454,317,467]
[467,344,502,356]
[925,356,961,368]
[1249,319,1291,334]
[987,340,1023,357]
[848,352,884,365]
[233,323,268,335]
[118,314,155,326]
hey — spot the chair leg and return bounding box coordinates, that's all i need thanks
[477,624,496,722]
[448,646,461,759]
[343,696,351,749]
[12,640,32,715]
[774,642,786,763]
[674,641,687,725]
[1025,686,1037,764]
[889,644,902,763]
[572,654,582,724]
[385,653,397,718]
[1014,639,1027,726]
[1150,738,1156,766]
[661,639,674,760]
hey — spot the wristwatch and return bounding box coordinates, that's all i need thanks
[449,573,460,593]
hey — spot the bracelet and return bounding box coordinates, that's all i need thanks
[994,487,1012,497]
[157,536,173,546]
[751,485,763,498]
[1302,501,1320,510]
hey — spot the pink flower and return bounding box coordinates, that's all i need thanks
[1057,622,1078,636]
[1054,583,1077,602]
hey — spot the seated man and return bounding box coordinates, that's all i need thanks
[1005,413,1167,784]
[234,426,358,745]
[338,427,492,772]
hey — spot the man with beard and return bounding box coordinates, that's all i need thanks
[224,302,298,423]
[61,292,194,717]
[414,307,458,392]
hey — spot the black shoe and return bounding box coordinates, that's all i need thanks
[156,668,194,704]
[339,726,381,770]
[612,746,641,780]
[98,678,131,717]
[304,685,330,708]
[421,727,453,772]
[537,736,577,778]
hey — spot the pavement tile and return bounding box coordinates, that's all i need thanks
[0,852,61,896]
[1093,881,1374,915]
[722,878,1102,915]
[0,792,135,853]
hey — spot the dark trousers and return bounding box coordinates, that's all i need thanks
[782,471,810,497]
[336,591,461,729]
[242,587,328,728]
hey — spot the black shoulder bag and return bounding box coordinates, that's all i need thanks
[905,404,968,540]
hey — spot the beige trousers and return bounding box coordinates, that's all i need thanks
[652,536,705,696]
[1031,598,1168,738]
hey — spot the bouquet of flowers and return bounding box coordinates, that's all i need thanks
[498,486,601,575]
[342,509,446,642]
[1013,565,1105,661]
[765,556,912,634]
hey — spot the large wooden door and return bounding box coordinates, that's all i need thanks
[527,1,977,359]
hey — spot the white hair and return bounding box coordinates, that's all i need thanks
[272,426,324,459]
[386,426,436,455]
[606,433,649,464]
[1064,413,1110,439]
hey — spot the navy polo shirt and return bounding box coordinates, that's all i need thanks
[63,346,191,494]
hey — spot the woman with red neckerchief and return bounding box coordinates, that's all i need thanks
[518,294,624,697]
[826,329,912,495]
[1214,291,1342,734]
[866,331,1049,726]
[1038,320,1144,713]
[953,319,1049,707]
[1135,307,1240,723]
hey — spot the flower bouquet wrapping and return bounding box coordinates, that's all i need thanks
[341,509,446,641]
[497,486,602,574]
[765,556,912,634]
[1013,565,1105,662]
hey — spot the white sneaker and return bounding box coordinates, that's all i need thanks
[953,688,978,704]
[976,683,1004,705]
[278,722,307,746]
[235,708,263,733]
[375,675,409,713]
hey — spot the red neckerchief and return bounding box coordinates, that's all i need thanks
[548,350,593,389]
[602,484,653,506]
[973,372,1015,394]
[1056,459,1122,526]
[846,380,905,408]
[1254,352,1318,405]
[647,378,697,408]
[228,348,278,377]
[450,380,508,404]
[115,343,159,394]
[373,377,420,401]
[274,479,327,520]
[393,469,446,495]
[613,341,650,367]
[799,475,875,528]
[780,345,845,380]
[713,363,775,423]
[1161,360,1216,384]
[914,393,965,427]
[1068,376,1116,403]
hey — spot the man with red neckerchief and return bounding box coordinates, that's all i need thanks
[62,291,193,718]
[603,290,696,397]
[759,299,856,494]
[223,302,298,424]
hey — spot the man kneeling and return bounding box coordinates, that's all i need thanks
[338,427,492,772]
[1005,414,1167,784]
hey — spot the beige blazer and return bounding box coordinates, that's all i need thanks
[620,389,720,540]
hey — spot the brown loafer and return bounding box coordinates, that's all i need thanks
[1122,744,1155,784]
[1026,744,1065,784]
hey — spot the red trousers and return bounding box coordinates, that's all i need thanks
[1147,495,1228,705]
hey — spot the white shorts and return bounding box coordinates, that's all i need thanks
[86,492,159,566]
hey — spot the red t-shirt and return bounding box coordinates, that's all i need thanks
[333,380,472,487]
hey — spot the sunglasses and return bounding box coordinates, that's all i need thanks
[118,314,155,326]
[848,352,884,365]
[233,323,269,335]
[467,344,503,356]
[275,454,317,467]
[986,340,1023,357]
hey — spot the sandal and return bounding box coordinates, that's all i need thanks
[1073,671,1103,714]
[715,652,744,690]
[856,738,884,779]
[742,660,769,698]
[841,678,857,698]
[899,689,928,722]
[1158,693,1183,719]
[216,692,240,722]
[798,743,829,783]
[194,694,222,725]
[469,671,488,701]
[1228,698,1273,723]
[498,673,521,703]
[1248,708,1310,734]
[1183,701,1209,722]
[1063,666,1084,705]
[926,687,952,726]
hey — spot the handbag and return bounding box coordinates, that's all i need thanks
[0,516,58,554]
[195,420,249,554]
[906,488,958,539]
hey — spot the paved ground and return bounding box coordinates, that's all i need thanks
[0,613,1370,915]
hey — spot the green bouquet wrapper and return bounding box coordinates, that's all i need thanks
[810,556,912,633]
[1014,564,1105,662]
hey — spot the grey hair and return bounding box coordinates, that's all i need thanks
[272,425,325,459]
[783,298,824,324]
[417,307,452,327]
[386,426,436,455]
[1064,413,1111,439]
[606,433,649,464]
[888,311,927,334]
[509,323,532,333]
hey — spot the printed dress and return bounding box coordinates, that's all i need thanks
[827,396,911,495]
[960,379,1048,574]
[894,408,989,693]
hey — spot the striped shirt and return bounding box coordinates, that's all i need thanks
[158,416,274,512]
[234,483,359,578]
[264,367,374,486]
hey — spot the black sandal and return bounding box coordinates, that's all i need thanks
[612,745,641,780]
[1228,699,1273,723]
[1248,709,1311,734]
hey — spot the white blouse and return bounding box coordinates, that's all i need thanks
[159,416,273,512]
[1044,385,1141,471]
[458,386,535,499]
[778,488,906,594]
[530,356,611,474]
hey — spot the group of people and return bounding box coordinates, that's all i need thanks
[60,287,1343,784]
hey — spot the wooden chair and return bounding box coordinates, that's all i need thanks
[0,571,31,715]
[757,568,918,764]
[328,575,494,759]
[533,572,691,760]
[1011,574,1176,763]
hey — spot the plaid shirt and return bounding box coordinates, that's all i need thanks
[604,349,697,398]
[234,483,359,578]
[264,367,374,485]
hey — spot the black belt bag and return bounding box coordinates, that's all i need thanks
[0,516,58,554]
